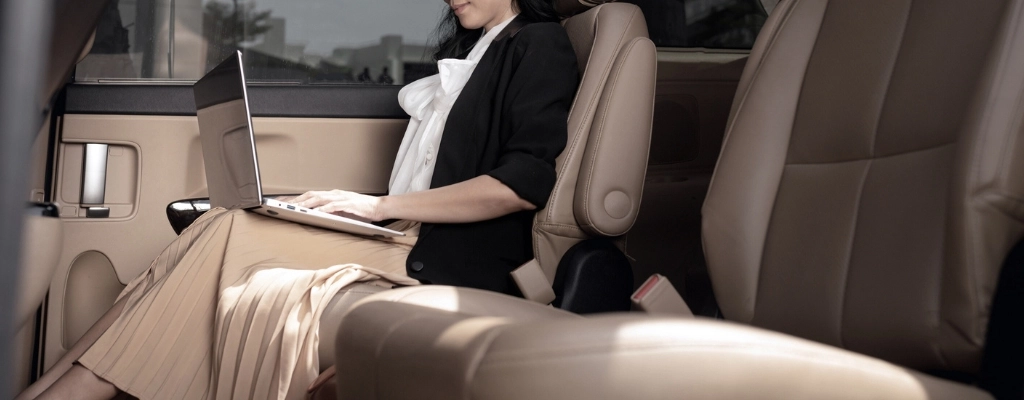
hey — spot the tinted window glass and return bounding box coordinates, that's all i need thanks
[75,0,443,84]
[621,0,768,49]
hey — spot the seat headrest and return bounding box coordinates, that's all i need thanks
[554,0,616,18]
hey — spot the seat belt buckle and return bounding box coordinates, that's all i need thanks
[631,274,693,317]
[511,258,556,305]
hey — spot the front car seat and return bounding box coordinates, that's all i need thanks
[330,0,1024,398]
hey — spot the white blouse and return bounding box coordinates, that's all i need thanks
[388,15,518,196]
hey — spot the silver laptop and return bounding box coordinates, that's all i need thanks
[193,51,404,237]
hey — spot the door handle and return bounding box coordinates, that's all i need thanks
[81,143,110,218]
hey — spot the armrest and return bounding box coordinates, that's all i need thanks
[335,296,990,400]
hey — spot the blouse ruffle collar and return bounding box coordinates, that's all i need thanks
[389,15,518,195]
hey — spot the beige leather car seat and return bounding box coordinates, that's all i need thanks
[530,0,656,287]
[331,0,1024,398]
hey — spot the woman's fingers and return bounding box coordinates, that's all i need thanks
[295,191,334,209]
[317,203,372,223]
[315,193,381,221]
[316,200,361,217]
[286,190,381,220]
[290,191,316,205]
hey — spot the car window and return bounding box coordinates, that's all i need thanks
[75,0,444,85]
[75,0,771,85]
[620,0,768,49]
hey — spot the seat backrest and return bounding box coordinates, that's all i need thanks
[703,0,1024,376]
[532,0,657,281]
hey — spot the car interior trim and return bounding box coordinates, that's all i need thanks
[64,84,409,118]
[0,0,54,393]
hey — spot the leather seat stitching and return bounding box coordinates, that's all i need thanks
[785,141,955,166]
[533,224,586,234]
[863,0,914,158]
[837,157,873,350]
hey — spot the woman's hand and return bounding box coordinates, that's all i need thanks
[290,190,385,222]
[283,176,533,224]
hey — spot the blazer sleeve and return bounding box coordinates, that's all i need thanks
[486,23,579,208]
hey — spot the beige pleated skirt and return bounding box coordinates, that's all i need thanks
[78,208,420,400]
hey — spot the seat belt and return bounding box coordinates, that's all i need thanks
[630,274,693,317]
[511,259,556,304]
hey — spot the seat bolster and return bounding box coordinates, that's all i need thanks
[701,0,829,323]
[334,286,578,399]
[728,0,799,120]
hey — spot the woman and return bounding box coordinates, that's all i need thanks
[19,0,578,399]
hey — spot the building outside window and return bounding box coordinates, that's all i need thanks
[75,0,772,85]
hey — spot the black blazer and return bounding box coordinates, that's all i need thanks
[404,17,579,295]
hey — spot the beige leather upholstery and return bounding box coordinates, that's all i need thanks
[15,212,63,329]
[533,2,656,282]
[332,0,1024,398]
[338,287,989,400]
[336,287,578,399]
[702,0,1024,374]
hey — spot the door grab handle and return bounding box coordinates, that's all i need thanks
[81,143,110,218]
[81,143,108,205]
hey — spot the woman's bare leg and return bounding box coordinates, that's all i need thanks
[15,295,128,400]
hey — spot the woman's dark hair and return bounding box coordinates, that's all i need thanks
[431,0,560,61]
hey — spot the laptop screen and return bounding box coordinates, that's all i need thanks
[193,51,263,210]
